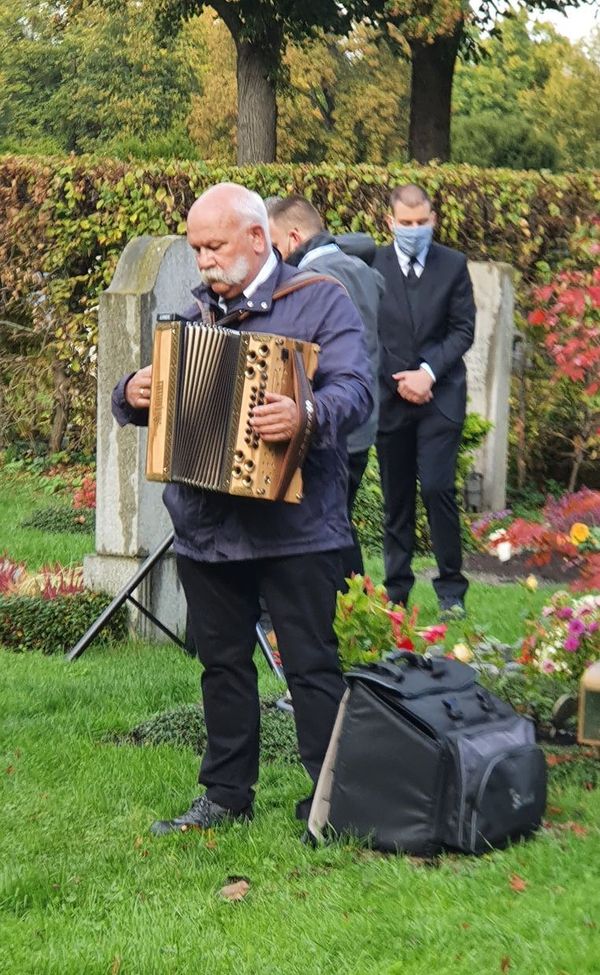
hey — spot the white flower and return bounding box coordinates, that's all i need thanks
[496,541,512,562]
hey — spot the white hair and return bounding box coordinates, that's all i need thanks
[230,186,271,245]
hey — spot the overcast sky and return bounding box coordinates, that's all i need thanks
[532,4,599,44]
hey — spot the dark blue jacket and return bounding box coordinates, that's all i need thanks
[111,255,373,562]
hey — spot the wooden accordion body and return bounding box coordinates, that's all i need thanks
[146,315,319,503]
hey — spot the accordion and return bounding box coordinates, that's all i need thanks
[146,314,319,503]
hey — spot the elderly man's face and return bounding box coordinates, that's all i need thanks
[187,204,268,299]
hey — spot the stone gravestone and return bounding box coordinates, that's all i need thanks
[86,238,514,643]
[465,262,514,512]
[84,235,200,642]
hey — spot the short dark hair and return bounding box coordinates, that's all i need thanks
[389,184,433,210]
[266,194,324,235]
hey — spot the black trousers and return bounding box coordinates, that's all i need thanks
[377,401,468,608]
[341,447,370,582]
[177,550,345,812]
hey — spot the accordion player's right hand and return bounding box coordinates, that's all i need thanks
[125,364,153,410]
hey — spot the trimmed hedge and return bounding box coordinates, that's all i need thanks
[0,591,128,653]
[21,504,95,534]
[1,154,598,453]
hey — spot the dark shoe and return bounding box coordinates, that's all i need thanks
[439,601,466,622]
[150,794,253,836]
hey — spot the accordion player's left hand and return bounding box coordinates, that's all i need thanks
[250,391,299,443]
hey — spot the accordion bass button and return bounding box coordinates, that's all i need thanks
[232,466,242,478]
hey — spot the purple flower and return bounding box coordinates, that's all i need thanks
[587,621,599,634]
[568,619,586,637]
[564,636,580,652]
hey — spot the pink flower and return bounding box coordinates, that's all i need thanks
[541,660,556,673]
[564,636,580,652]
[568,619,586,637]
[587,621,599,634]
[556,607,574,620]
[422,624,448,645]
[386,610,405,625]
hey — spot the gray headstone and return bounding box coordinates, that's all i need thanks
[84,235,200,641]
[465,261,514,511]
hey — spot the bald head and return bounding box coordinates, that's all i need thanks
[187,182,272,299]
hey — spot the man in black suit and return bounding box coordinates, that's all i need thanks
[374,184,475,615]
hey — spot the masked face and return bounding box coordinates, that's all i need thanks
[392,224,434,258]
[268,220,303,261]
[387,199,435,258]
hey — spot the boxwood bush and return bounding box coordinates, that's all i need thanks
[0,591,127,653]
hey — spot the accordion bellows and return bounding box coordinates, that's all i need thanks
[146,316,319,503]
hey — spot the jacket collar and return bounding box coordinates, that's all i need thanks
[287,231,336,268]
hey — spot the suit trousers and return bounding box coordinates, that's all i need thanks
[341,447,370,582]
[177,550,345,812]
[376,400,468,607]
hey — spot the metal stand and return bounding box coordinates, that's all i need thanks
[67,532,287,682]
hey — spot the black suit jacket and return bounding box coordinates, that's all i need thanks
[373,241,476,430]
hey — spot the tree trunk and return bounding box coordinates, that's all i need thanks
[236,38,278,164]
[408,21,463,163]
[49,360,69,453]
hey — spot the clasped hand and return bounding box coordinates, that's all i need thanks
[393,368,433,405]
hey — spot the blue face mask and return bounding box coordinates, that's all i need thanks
[392,224,433,259]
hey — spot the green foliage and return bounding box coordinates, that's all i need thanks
[0,154,598,463]
[452,112,559,171]
[122,697,299,764]
[0,591,127,653]
[21,504,95,534]
[453,12,600,172]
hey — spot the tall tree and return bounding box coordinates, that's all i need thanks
[155,0,374,164]
[379,0,597,163]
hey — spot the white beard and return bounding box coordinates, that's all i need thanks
[200,255,251,288]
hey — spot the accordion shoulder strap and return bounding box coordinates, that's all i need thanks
[271,270,347,301]
[217,271,347,328]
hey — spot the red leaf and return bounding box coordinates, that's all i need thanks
[528,308,547,326]
[509,873,527,893]
[501,957,511,972]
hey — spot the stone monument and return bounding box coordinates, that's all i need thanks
[465,262,514,511]
[84,236,200,641]
[86,237,514,642]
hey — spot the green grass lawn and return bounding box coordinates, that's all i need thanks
[1,468,599,974]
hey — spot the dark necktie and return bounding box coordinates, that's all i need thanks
[406,257,418,282]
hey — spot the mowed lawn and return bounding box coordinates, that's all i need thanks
[1,468,599,975]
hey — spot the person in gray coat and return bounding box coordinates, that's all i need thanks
[267,195,383,579]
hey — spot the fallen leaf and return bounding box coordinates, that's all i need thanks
[583,781,596,791]
[5,765,15,775]
[461,922,470,930]
[111,956,122,975]
[501,956,511,972]
[548,805,563,816]
[567,821,588,837]
[219,877,250,902]
[509,873,527,893]
[133,836,143,849]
